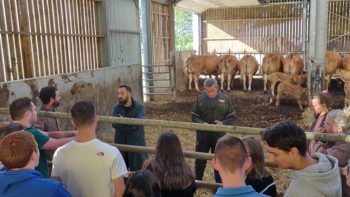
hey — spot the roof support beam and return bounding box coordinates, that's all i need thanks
[307,0,329,96]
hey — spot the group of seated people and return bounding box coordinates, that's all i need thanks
[0,90,350,197]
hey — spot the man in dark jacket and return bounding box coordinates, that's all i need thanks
[112,85,148,171]
[191,78,235,183]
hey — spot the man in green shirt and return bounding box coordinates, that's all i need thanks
[4,97,76,177]
[191,78,235,183]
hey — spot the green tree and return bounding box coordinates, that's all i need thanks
[175,8,193,51]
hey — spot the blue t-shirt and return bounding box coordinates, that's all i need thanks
[214,185,268,197]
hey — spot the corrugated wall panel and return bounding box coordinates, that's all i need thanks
[201,1,350,55]
[106,0,141,66]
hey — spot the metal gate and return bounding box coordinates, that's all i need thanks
[143,0,176,100]
[142,63,175,97]
[327,0,350,54]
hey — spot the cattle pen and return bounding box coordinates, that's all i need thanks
[1,0,350,196]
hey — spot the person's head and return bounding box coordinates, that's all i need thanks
[152,131,193,190]
[155,132,184,163]
[123,170,161,197]
[39,86,61,107]
[0,131,39,170]
[9,97,37,123]
[242,136,270,179]
[324,109,350,134]
[262,121,307,169]
[71,100,97,128]
[213,135,251,176]
[311,90,331,116]
[118,85,132,105]
[203,78,219,98]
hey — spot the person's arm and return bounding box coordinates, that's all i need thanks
[41,137,74,151]
[222,97,235,125]
[113,177,125,197]
[191,98,205,123]
[47,130,78,139]
[112,105,120,129]
[308,140,327,154]
[51,149,63,181]
[323,143,350,166]
[135,104,145,119]
[111,148,128,197]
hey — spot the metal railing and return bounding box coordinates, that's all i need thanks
[1,108,349,142]
[0,108,348,191]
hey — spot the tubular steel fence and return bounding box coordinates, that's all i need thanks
[0,108,348,191]
[1,108,349,142]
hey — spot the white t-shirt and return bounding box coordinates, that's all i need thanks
[52,139,127,197]
[0,162,4,170]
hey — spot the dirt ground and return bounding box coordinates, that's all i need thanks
[142,78,346,196]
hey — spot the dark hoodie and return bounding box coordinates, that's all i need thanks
[0,169,71,197]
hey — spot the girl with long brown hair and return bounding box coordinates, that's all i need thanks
[143,132,196,197]
[242,136,276,197]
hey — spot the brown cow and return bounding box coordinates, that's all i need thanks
[334,68,350,108]
[325,51,342,90]
[342,54,350,71]
[218,54,239,91]
[261,53,283,93]
[270,81,308,110]
[269,72,307,96]
[283,53,304,75]
[185,55,221,92]
[239,55,258,92]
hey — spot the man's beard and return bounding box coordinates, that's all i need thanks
[53,100,60,108]
[119,98,128,105]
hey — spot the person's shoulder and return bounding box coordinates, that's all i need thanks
[262,174,274,182]
[6,122,25,131]
[334,141,350,148]
[218,92,231,100]
[133,99,144,107]
[54,141,75,154]
[37,178,71,197]
[36,176,61,186]
[25,127,49,141]
[142,159,156,170]
[112,103,122,110]
[94,140,121,153]
[196,92,207,100]
[25,126,40,133]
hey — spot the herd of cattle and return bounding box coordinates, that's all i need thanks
[184,51,350,109]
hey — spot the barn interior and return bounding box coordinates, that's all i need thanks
[0,0,349,195]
